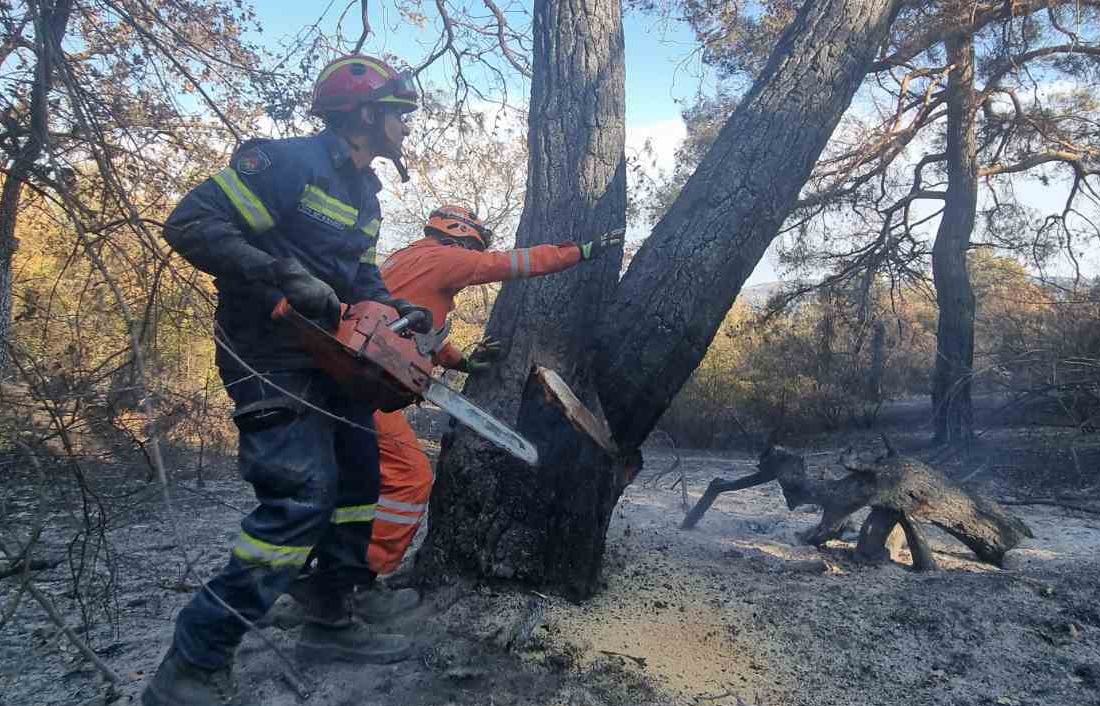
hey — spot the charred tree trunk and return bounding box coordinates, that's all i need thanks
[425,0,904,600]
[931,33,978,443]
[419,0,628,599]
[598,0,903,449]
[0,0,73,374]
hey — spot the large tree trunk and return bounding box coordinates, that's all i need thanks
[931,32,978,443]
[597,0,903,449]
[0,0,73,374]
[419,0,628,599]
[423,0,903,600]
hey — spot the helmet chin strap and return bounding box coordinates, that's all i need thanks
[389,153,411,183]
[367,111,411,182]
[344,109,412,182]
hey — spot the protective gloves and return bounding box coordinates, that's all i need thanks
[458,336,502,373]
[578,227,625,261]
[381,297,434,334]
[272,259,342,330]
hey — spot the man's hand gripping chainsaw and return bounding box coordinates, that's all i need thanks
[272,298,538,465]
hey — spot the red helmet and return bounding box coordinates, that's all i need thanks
[424,205,492,250]
[310,55,418,116]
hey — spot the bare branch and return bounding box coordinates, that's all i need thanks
[482,0,532,78]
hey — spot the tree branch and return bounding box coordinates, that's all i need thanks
[980,150,1096,177]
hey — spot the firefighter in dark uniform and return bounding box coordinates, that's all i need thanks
[142,55,432,706]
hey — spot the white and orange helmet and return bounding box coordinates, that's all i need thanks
[424,205,492,250]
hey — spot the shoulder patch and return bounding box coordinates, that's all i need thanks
[236,146,271,175]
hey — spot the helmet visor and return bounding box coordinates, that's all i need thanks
[375,70,419,110]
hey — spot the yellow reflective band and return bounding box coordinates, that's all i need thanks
[231,532,311,568]
[333,504,376,524]
[376,95,417,108]
[359,246,377,265]
[212,169,275,233]
[361,218,381,238]
[317,58,393,84]
[299,185,358,227]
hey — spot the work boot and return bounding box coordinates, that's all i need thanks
[296,622,414,665]
[254,594,306,630]
[292,578,415,665]
[142,648,240,706]
[353,585,421,623]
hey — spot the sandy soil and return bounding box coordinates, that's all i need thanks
[2,431,1099,706]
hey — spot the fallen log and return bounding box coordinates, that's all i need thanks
[760,444,1033,568]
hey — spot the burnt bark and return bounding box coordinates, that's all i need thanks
[425,0,905,599]
[760,445,1032,567]
[0,0,73,374]
[419,0,628,598]
[598,0,903,449]
[681,468,777,530]
[931,32,978,443]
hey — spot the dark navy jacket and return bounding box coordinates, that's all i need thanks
[164,130,391,371]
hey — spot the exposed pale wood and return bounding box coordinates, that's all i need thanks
[535,366,616,455]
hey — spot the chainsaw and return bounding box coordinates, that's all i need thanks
[272,299,539,466]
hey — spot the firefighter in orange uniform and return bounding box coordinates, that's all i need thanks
[367,205,623,576]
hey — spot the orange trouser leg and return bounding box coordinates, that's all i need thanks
[368,409,434,575]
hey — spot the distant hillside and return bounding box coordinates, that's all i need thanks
[738,281,788,308]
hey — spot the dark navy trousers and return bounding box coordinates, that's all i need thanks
[174,370,379,670]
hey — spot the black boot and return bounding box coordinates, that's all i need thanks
[296,622,414,665]
[142,648,240,706]
[290,578,413,664]
[352,584,421,623]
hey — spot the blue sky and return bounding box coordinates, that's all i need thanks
[256,1,715,124]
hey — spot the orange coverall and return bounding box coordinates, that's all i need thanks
[368,236,583,574]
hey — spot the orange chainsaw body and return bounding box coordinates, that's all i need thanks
[273,299,435,412]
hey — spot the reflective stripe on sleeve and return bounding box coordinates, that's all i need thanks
[332,504,377,524]
[212,169,275,232]
[361,218,381,238]
[231,532,311,568]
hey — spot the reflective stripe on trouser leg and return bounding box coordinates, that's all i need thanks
[174,370,340,670]
[308,394,380,593]
[368,409,434,575]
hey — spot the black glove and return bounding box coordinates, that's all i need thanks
[387,298,434,334]
[578,227,625,261]
[458,336,502,373]
[272,259,341,330]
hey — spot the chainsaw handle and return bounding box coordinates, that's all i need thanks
[389,309,429,335]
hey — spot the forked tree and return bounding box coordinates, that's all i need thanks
[422,0,905,599]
